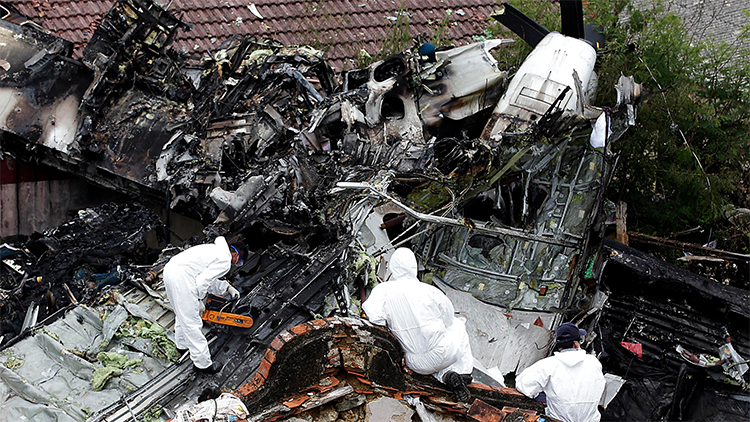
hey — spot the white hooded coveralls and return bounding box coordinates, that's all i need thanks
[362,248,473,381]
[163,236,233,369]
[516,348,606,422]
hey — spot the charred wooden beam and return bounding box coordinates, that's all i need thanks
[603,238,750,319]
[629,232,750,263]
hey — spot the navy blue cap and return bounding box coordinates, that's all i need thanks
[556,322,586,342]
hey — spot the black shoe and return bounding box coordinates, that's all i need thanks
[196,361,223,374]
[444,371,471,403]
[177,348,188,355]
[460,373,473,385]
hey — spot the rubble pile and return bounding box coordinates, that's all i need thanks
[0,203,163,344]
[0,290,178,421]
[0,1,748,421]
[1,2,636,296]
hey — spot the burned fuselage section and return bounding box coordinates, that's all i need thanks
[1,0,642,359]
[597,239,750,420]
[80,0,189,109]
[6,0,743,421]
[0,16,86,153]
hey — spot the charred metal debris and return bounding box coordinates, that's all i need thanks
[1,0,749,421]
[0,203,164,343]
[1,0,633,238]
[3,0,639,307]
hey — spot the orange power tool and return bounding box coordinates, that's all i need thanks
[201,294,254,328]
[201,309,254,328]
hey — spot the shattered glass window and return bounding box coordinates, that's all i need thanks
[462,234,511,273]
[441,269,520,306]
[434,228,573,310]
[425,135,605,311]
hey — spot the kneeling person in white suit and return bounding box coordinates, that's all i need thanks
[163,236,247,374]
[362,248,474,401]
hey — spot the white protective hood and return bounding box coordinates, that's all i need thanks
[362,248,473,379]
[165,236,233,300]
[516,348,606,422]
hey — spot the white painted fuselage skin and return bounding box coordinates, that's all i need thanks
[483,32,597,139]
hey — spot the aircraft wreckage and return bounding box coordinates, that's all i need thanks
[0,0,748,421]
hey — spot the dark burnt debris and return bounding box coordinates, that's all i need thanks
[0,0,628,232]
[0,203,163,342]
[0,0,748,421]
[599,239,750,420]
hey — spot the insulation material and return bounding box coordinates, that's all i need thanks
[0,298,173,422]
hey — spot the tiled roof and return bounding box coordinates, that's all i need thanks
[7,0,499,69]
[631,0,749,48]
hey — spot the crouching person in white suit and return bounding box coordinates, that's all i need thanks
[362,248,474,401]
[163,236,247,374]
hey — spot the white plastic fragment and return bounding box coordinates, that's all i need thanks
[248,3,264,19]
[589,112,610,148]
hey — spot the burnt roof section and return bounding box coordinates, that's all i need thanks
[6,0,498,69]
[599,238,750,420]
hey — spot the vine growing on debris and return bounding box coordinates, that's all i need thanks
[379,3,413,59]
[301,0,336,53]
[430,10,454,49]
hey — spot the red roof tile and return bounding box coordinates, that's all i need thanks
[7,0,499,69]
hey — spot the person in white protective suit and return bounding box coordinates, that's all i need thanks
[362,248,474,401]
[516,322,606,422]
[163,236,247,373]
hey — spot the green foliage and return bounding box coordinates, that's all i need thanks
[483,0,562,72]
[585,0,750,251]
[301,0,335,53]
[431,10,453,48]
[486,0,749,252]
